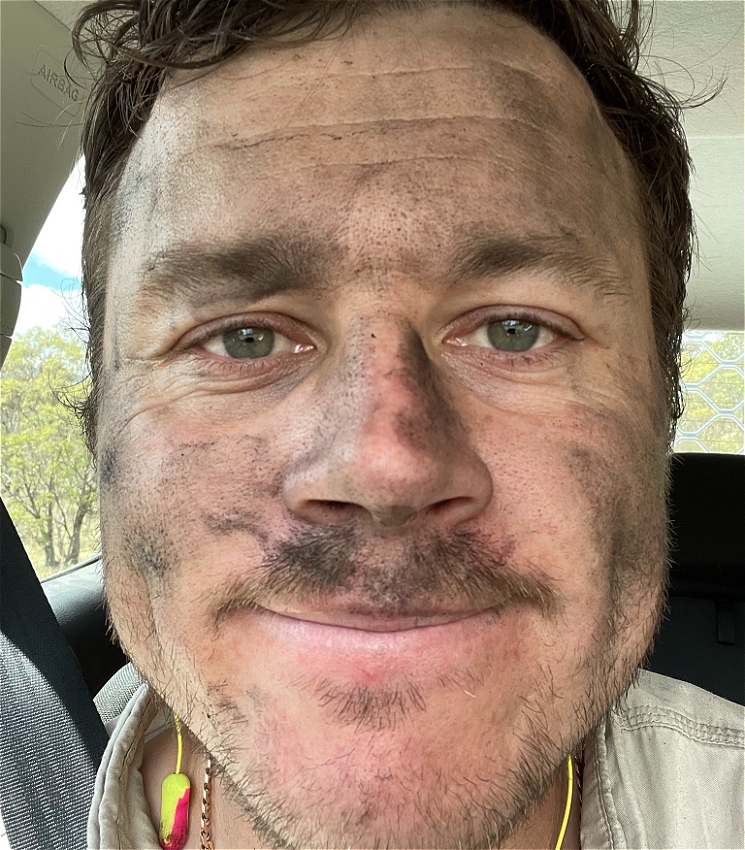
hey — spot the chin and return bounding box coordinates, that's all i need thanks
[187,624,609,850]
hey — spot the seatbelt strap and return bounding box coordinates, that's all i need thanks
[0,499,109,850]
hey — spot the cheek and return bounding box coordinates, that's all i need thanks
[475,390,668,587]
[101,414,284,547]
[98,417,289,660]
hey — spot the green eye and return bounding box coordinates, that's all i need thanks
[222,327,275,359]
[487,320,540,352]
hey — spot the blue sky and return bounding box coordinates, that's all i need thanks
[17,160,85,333]
[22,252,77,292]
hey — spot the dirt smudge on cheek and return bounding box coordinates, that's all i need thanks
[563,411,669,660]
[123,520,179,580]
[100,427,282,687]
[160,433,281,546]
[111,430,282,582]
[100,510,170,681]
[98,442,119,491]
[98,426,179,580]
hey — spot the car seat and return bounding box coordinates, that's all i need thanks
[646,452,745,704]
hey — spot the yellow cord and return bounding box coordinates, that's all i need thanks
[174,713,184,775]
[554,754,574,850]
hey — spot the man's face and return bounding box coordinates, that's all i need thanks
[100,5,669,848]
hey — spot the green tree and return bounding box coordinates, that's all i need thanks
[1,325,98,576]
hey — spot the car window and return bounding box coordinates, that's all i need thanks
[675,331,744,454]
[0,161,96,578]
[0,162,742,579]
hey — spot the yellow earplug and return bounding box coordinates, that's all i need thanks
[158,714,191,850]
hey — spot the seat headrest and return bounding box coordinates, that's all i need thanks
[669,453,744,589]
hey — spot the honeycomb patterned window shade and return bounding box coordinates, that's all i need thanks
[674,331,744,454]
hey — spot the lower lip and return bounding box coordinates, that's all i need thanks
[247,606,507,677]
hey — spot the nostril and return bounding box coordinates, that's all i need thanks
[300,497,479,529]
[430,496,471,514]
[307,501,421,528]
[308,500,359,524]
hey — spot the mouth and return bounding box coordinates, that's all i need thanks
[267,608,485,632]
[218,596,535,687]
[243,601,507,669]
[218,600,524,692]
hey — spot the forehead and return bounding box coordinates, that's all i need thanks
[113,3,642,283]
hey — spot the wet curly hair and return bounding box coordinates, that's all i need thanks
[72,0,695,452]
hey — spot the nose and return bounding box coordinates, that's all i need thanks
[283,326,493,532]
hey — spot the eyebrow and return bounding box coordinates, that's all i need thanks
[133,230,632,314]
[134,234,331,312]
[447,234,633,300]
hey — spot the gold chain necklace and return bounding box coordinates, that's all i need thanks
[200,755,214,850]
[196,754,574,850]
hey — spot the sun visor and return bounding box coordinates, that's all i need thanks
[0,1,91,267]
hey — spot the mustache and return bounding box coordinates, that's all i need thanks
[207,526,560,627]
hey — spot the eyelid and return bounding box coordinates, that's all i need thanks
[445,305,583,343]
[177,312,317,353]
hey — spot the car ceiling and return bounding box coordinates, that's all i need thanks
[2,0,743,330]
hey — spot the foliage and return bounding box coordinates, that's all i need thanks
[1,325,99,577]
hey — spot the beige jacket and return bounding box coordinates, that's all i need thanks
[88,669,745,849]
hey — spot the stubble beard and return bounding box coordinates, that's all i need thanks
[147,520,667,850]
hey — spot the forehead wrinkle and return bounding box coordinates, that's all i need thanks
[196,129,613,195]
[207,113,579,155]
[207,60,578,103]
[176,66,590,146]
[191,5,581,97]
[160,10,602,152]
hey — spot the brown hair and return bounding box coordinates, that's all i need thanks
[72,0,695,452]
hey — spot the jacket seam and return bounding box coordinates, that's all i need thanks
[614,707,745,747]
[593,720,621,849]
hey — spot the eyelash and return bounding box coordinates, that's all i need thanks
[445,308,575,364]
[184,315,314,378]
